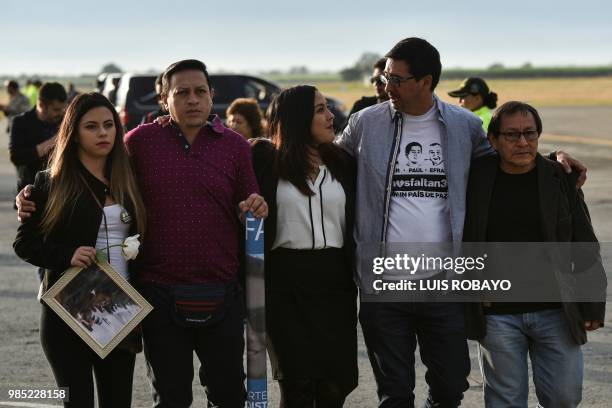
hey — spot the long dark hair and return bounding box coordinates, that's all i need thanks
[42,92,146,237]
[267,85,348,196]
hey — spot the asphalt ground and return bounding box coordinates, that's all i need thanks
[0,106,610,407]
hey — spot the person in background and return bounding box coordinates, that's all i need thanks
[25,79,43,107]
[10,82,67,195]
[24,79,34,99]
[13,92,147,408]
[140,74,168,125]
[252,85,358,407]
[226,97,265,139]
[108,77,121,106]
[66,82,80,104]
[0,80,31,131]
[448,77,497,132]
[347,57,389,119]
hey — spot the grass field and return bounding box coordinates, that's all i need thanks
[2,77,612,115]
[311,77,612,111]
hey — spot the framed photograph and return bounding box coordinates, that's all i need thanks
[41,261,152,359]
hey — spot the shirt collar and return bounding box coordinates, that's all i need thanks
[208,114,226,134]
[168,114,225,138]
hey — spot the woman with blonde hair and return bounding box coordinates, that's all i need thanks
[14,92,146,408]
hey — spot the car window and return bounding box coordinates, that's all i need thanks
[120,76,158,112]
[241,79,268,101]
[209,76,235,104]
[129,77,157,104]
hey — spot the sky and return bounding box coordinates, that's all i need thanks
[2,0,612,75]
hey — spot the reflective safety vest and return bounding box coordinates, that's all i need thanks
[24,85,39,107]
[473,106,492,133]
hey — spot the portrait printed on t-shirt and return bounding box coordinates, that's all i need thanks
[392,139,448,199]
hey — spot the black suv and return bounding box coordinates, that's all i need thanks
[114,74,159,130]
[114,73,347,131]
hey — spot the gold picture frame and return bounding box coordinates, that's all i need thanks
[41,260,152,359]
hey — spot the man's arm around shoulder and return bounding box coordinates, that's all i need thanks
[468,113,494,159]
[124,122,159,157]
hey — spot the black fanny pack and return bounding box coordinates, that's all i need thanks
[171,280,237,328]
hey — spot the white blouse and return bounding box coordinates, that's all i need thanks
[95,204,130,279]
[272,165,346,250]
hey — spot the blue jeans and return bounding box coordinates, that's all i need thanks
[360,302,470,408]
[479,309,583,408]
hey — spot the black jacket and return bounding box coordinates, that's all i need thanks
[348,96,378,118]
[13,165,138,293]
[9,108,59,192]
[250,139,357,268]
[463,153,606,344]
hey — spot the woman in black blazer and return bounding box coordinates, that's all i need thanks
[251,85,358,407]
[13,93,146,408]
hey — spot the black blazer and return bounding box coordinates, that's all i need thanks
[13,165,138,293]
[250,138,357,268]
[463,153,606,344]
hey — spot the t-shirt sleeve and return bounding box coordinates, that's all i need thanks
[336,111,360,157]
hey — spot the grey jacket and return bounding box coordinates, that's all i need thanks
[337,95,493,248]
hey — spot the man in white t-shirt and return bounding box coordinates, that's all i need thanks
[340,38,473,408]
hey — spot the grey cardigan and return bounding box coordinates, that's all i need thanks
[337,95,493,248]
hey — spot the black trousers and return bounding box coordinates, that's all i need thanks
[278,379,349,408]
[140,284,246,408]
[359,302,470,408]
[267,248,358,387]
[40,304,136,408]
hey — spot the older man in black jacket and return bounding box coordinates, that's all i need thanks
[463,101,606,408]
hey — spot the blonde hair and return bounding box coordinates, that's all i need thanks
[41,93,146,238]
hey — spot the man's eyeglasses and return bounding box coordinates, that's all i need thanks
[499,130,540,143]
[379,72,416,87]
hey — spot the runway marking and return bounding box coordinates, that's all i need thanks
[541,133,612,147]
[0,402,61,408]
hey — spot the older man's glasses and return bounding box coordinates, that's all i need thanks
[499,130,540,143]
[379,72,416,87]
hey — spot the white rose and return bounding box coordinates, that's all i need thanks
[121,234,141,261]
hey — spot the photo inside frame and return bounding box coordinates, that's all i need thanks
[53,263,141,348]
